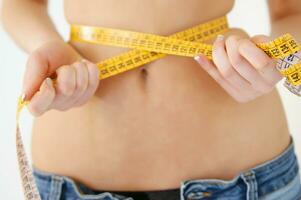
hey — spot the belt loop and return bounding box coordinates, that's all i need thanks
[240,170,258,200]
[180,182,186,200]
[49,175,64,200]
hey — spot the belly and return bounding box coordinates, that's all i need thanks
[32,0,290,191]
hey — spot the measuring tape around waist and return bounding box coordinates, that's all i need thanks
[72,16,229,79]
[15,16,301,200]
[69,17,301,90]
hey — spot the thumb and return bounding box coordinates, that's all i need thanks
[22,52,49,101]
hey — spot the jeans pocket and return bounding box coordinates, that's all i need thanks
[259,173,301,200]
[64,178,133,200]
[34,168,132,200]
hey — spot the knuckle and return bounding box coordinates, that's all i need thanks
[77,61,89,71]
[238,39,250,51]
[73,61,84,68]
[258,58,274,70]
[226,35,235,42]
[213,39,224,49]
[208,70,220,81]
[88,63,99,76]
[27,52,41,65]
[212,48,223,63]
[252,82,274,94]
[59,80,75,96]
[231,55,244,67]
[57,66,76,96]
[225,35,239,46]
[220,67,235,79]
[61,82,75,96]
[74,63,89,92]
[56,65,70,74]
[89,78,99,88]
[76,83,87,93]
[212,50,219,61]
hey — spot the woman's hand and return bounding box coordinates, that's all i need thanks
[22,40,100,116]
[194,35,283,103]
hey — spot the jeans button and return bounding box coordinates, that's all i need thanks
[244,171,252,177]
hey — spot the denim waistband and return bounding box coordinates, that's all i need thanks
[181,139,300,200]
[33,139,300,200]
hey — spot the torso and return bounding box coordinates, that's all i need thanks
[32,0,290,191]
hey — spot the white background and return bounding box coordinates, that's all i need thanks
[0,0,300,199]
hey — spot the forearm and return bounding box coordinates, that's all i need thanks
[1,0,62,53]
[270,14,301,42]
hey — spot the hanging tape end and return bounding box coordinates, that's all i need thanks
[16,94,28,122]
[21,93,26,102]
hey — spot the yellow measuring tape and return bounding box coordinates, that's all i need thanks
[70,17,301,87]
[72,16,229,79]
[16,16,301,200]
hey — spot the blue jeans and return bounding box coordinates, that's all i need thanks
[33,140,301,200]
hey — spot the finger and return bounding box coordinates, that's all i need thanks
[195,54,249,102]
[27,78,55,117]
[65,61,89,107]
[212,35,256,96]
[242,35,284,85]
[250,34,270,44]
[226,36,273,93]
[23,52,49,101]
[239,38,274,71]
[50,65,76,110]
[72,60,100,107]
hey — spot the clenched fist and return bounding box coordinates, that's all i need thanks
[22,40,100,116]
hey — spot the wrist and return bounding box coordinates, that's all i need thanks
[30,40,83,77]
[38,39,82,61]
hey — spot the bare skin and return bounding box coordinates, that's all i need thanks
[2,0,301,191]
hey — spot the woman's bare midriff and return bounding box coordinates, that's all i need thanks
[31,0,291,191]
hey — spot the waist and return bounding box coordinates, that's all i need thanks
[32,24,290,191]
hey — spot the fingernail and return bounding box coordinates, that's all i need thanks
[45,78,53,88]
[21,79,28,100]
[216,34,224,42]
[81,58,89,63]
[194,55,201,61]
[194,54,206,65]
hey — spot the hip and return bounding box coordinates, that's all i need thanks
[31,101,290,190]
[33,138,301,200]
